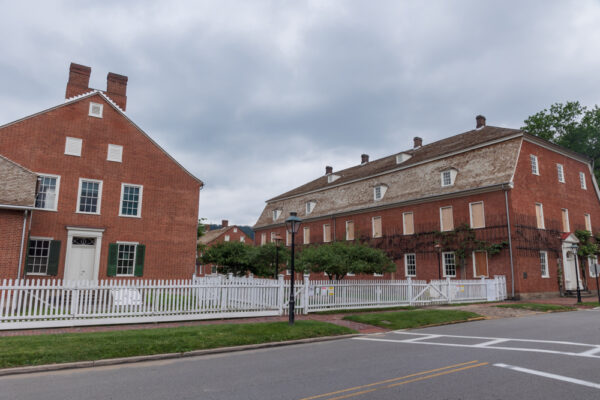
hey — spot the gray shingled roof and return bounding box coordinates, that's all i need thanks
[0,154,37,208]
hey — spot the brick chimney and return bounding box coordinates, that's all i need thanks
[222,219,229,228]
[413,137,423,148]
[65,63,91,99]
[106,72,128,111]
[476,115,486,129]
[325,166,333,175]
[361,154,369,164]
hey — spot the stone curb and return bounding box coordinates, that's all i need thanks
[0,334,360,377]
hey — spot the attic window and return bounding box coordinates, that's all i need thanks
[89,102,103,118]
[272,209,282,221]
[374,185,388,201]
[306,201,316,215]
[327,174,340,183]
[107,144,123,162]
[441,169,457,187]
[396,153,412,164]
[64,137,82,157]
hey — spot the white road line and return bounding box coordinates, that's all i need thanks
[400,334,441,343]
[473,339,508,347]
[579,347,600,356]
[352,337,600,359]
[391,331,600,348]
[494,363,600,390]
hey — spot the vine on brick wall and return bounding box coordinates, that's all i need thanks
[433,223,508,267]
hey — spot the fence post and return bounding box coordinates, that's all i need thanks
[227,272,233,281]
[446,277,451,303]
[303,273,310,314]
[407,277,412,306]
[481,276,487,301]
[70,281,79,317]
[278,274,284,315]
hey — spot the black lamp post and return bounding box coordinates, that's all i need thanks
[571,244,582,304]
[434,243,442,279]
[273,234,282,279]
[285,212,302,325]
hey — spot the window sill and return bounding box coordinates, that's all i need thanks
[26,273,48,276]
[541,275,550,279]
[119,214,142,219]
[116,275,135,277]
[34,208,58,212]
[76,211,101,215]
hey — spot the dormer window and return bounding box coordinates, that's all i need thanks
[374,185,388,201]
[441,169,457,187]
[306,201,316,215]
[396,153,412,164]
[89,102,103,118]
[272,209,282,221]
[327,174,340,183]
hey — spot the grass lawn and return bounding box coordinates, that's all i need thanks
[495,303,575,312]
[580,301,600,307]
[315,306,415,315]
[343,309,481,330]
[0,321,353,369]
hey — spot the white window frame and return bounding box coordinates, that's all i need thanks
[88,102,104,118]
[261,233,266,245]
[373,185,387,201]
[107,144,123,163]
[233,227,238,233]
[76,178,103,215]
[442,252,456,277]
[441,170,452,187]
[404,253,416,277]
[584,213,592,232]
[561,208,570,232]
[224,235,230,242]
[306,201,316,215]
[345,220,354,241]
[372,216,382,238]
[303,227,310,244]
[34,173,60,211]
[26,236,53,276]
[530,155,539,175]
[64,137,82,157]
[580,172,587,189]
[115,241,138,277]
[588,256,598,278]
[323,224,331,243]
[272,209,282,221]
[440,206,453,232]
[240,236,245,243]
[472,251,488,278]
[535,203,545,229]
[540,251,549,278]
[373,272,384,277]
[119,183,143,218]
[469,201,485,229]
[557,164,565,183]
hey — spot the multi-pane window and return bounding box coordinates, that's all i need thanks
[557,164,565,183]
[580,172,587,189]
[470,202,485,229]
[372,216,382,238]
[540,251,549,278]
[440,206,454,231]
[306,201,316,214]
[27,239,50,274]
[535,203,545,229]
[405,253,416,277]
[117,243,137,276]
[78,179,102,214]
[561,209,570,232]
[443,252,456,277]
[530,155,539,175]
[585,213,592,232]
[346,220,355,241]
[272,209,281,221]
[35,175,59,210]
[403,212,414,235]
[373,185,387,201]
[588,256,598,278]
[441,170,452,186]
[120,184,142,217]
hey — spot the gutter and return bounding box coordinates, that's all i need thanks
[504,187,515,299]
[17,210,28,280]
[0,204,35,211]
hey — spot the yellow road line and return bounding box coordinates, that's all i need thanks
[298,360,480,400]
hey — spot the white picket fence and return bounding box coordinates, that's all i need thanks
[0,275,506,329]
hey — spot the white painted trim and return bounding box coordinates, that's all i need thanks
[76,178,103,215]
[64,227,103,281]
[119,183,143,218]
[107,144,123,163]
[64,136,82,157]
[469,201,485,229]
[530,154,539,175]
[440,206,453,232]
[472,251,488,278]
[442,251,456,277]
[404,253,416,277]
[579,171,587,190]
[115,242,138,277]
[561,208,570,233]
[345,220,354,241]
[29,236,54,240]
[540,250,549,278]
[34,173,61,212]
[535,202,545,229]
[88,102,103,118]
[557,163,565,183]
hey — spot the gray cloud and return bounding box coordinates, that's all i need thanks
[1,0,600,225]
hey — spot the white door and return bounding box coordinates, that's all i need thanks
[65,237,96,281]
[563,247,582,291]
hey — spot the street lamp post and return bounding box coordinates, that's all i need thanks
[434,243,442,279]
[273,234,282,279]
[571,245,582,304]
[285,212,302,325]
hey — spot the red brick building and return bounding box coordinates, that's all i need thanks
[254,116,600,298]
[196,220,253,276]
[0,63,203,281]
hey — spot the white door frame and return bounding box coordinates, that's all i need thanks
[561,233,581,291]
[64,226,105,281]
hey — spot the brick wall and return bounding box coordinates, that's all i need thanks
[0,210,28,279]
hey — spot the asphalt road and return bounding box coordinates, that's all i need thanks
[1,310,599,400]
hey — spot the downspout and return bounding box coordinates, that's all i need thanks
[17,210,28,280]
[504,188,515,298]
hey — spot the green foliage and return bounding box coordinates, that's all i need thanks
[522,101,600,181]
[343,309,481,330]
[298,241,396,280]
[250,243,290,278]
[496,303,575,312]
[574,229,599,258]
[200,241,254,276]
[197,218,207,238]
[433,224,508,266]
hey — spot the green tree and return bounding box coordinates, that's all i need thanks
[250,243,290,278]
[522,102,600,180]
[298,241,396,280]
[200,242,254,276]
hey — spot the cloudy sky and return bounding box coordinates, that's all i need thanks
[1,0,600,225]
